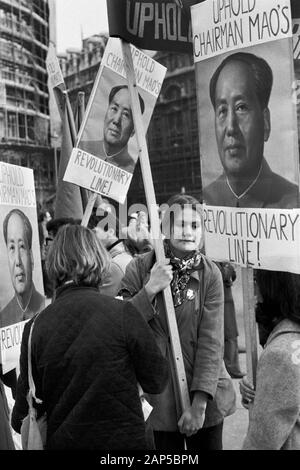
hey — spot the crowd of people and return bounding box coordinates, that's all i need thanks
[1,20,300,451]
[0,193,299,451]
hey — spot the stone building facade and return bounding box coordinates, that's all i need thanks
[0,0,56,209]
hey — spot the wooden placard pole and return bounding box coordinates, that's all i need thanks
[76,89,104,227]
[76,89,103,227]
[241,267,258,388]
[53,87,65,122]
[81,192,98,227]
[121,40,191,414]
[64,90,97,224]
[77,91,85,128]
[65,91,77,146]
[76,91,89,212]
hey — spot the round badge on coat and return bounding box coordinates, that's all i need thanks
[186,289,195,301]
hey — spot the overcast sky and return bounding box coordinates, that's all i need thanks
[55,0,109,53]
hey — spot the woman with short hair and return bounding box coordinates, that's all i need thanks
[12,224,168,450]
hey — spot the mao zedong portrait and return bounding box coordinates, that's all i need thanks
[0,209,45,327]
[203,52,299,209]
[80,85,145,174]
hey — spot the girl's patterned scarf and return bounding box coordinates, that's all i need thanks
[164,241,203,307]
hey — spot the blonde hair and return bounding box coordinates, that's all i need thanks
[46,224,110,288]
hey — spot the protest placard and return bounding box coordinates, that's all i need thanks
[0,320,28,374]
[0,162,45,372]
[107,0,198,52]
[292,13,300,152]
[192,0,300,271]
[46,43,65,89]
[192,0,293,61]
[46,43,67,120]
[46,45,89,219]
[63,37,166,204]
[203,205,300,272]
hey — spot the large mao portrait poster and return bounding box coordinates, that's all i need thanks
[0,163,45,373]
[63,38,166,204]
[192,0,300,273]
[292,11,300,153]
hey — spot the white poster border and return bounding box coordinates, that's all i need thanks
[192,0,293,63]
[203,204,300,273]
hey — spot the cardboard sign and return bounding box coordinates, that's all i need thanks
[107,0,198,52]
[192,0,300,271]
[203,205,300,272]
[0,320,28,374]
[192,0,293,63]
[63,38,166,204]
[46,43,65,89]
[0,163,45,371]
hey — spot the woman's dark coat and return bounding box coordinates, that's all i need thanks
[12,284,168,450]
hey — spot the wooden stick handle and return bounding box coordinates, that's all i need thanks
[241,267,258,388]
[121,40,190,413]
[81,193,98,227]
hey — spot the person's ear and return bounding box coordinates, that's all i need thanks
[263,107,271,142]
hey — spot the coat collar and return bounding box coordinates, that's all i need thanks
[55,282,99,299]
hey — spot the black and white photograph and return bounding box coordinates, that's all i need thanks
[0,0,299,456]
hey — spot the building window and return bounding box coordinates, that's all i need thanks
[7,112,17,138]
[18,113,26,139]
[27,115,35,141]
